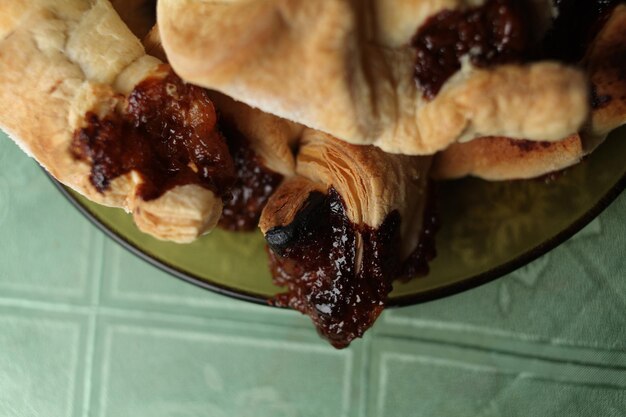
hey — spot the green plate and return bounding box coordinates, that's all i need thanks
[55,128,626,306]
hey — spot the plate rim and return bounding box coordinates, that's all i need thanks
[50,170,626,309]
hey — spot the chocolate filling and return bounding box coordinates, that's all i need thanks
[266,187,436,348]
[399,185,439,279]
[71,66,236,201]
[218,120,284,232]
[412,0,530,100]
[267,189,400,348]
[412,0,625,100]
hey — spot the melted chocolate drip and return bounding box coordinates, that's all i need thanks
[267,187,438,348]
[399,185,440,279]
[72,67,236,201]
[218,120,284,231]
[268,189,401,348]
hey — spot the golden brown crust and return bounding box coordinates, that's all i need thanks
[142,24,167,62]
[132,184,223,242]
[158,0,589,156]
[0,0,222,243]
[432,135,583,181]
[258,176,326,234]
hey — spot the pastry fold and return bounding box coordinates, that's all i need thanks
[158,0,589,155]
[433,5,626,180]
[0,0,230,242]
[259,130,432,347]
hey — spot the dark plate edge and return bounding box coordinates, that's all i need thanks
[50,177,272,307]
[390,171,626,306]
[50,171,626,309]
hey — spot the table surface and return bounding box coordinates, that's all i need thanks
[1,136,625,417]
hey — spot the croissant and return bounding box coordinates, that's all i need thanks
[0,0,239,243]
[158,0,589,155]
[433,4,626,180]
[260,130,432,347]
[3,0,621,351]
[132,22,302,231]
[0,0,305,241]
[207,92,302,231]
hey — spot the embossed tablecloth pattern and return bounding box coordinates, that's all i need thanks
[1,135,625,417]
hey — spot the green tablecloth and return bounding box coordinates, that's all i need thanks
[1,137,625,417]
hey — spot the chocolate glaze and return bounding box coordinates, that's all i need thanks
[72,67,235,201]
[218,120,284,231]
[267,187,437,348]
[412,0,530,99]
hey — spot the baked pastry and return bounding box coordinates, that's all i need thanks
[0,0,306,242]
[432,135,584,180]
[433,3,626,180]
[0,0,238,242]
[158,0,589,155]
[207,92,302,230]
[259,130,432,347]
[2,0,622,350]
[117,18,436,345]
[132,21,302,231]
[586,3,626,141]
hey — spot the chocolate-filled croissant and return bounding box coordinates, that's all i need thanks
[433,3,626,180]
[129,20,301,232]
[260,130,432,348]
[158,0,589,155]
[0,0,304,242]
[0,0,239,243]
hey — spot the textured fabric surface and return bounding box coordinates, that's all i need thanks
[0,135,625,417]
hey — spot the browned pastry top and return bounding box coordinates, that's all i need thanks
[158,0,589,155]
